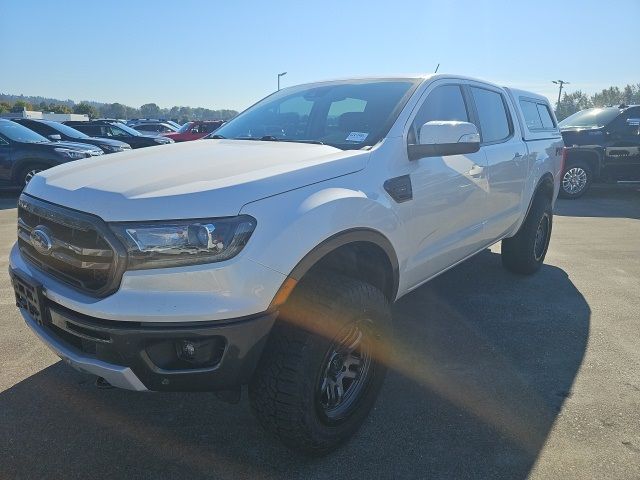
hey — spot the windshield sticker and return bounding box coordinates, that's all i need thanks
[346,132,368,142]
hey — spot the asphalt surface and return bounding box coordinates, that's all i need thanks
[0,185,639,479]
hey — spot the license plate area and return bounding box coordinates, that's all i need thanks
[11,270,48,325]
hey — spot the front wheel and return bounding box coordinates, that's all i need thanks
[501,196,553,275]
[559,161,592,199]
[249,273,392,455]
[18,163,48,188]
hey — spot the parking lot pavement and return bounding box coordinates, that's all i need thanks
[0,185,639,480]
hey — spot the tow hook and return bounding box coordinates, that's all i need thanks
[95,376,114,389]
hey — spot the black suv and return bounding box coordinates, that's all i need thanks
[0,119,103,187]
[559,105,640,198]
[64,120,174,149]
[13,119,132,154]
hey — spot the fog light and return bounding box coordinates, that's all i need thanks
[180,340,196,360]
[146,337,226,370]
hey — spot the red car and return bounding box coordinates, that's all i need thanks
[162,120,224,142]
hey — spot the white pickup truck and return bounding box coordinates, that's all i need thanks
[10,74,564,454]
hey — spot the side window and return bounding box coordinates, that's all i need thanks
[79,125,100,136]
[536,103,555,129]
[109,126,129,137]
[0,135,9,146]
[410,85,469,143]
[519,100,543,130]
[27,122,52,136]
[471,87,511,143]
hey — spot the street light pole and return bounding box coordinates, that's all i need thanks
[277,72,287,91]
[552,80,570,110]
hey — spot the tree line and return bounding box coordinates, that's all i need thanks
[0,94,238,123]
[2,83,639,124]
[554,83,640,120]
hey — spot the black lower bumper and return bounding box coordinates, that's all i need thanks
[11,268,277,392]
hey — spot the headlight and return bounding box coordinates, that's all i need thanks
[110,216,257,269]
[100,144,124,152]
[154,137,173,144]
[54,147,86,159]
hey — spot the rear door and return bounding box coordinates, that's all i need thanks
[466,83,528,239]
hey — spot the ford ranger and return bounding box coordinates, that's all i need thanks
[9,74,564,454]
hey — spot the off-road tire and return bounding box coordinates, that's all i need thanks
[249,273,392,455]
[501,195,553,275]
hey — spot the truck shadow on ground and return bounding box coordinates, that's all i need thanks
[555,184,640,220]
[0,250,589,480]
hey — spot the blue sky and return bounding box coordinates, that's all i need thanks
[2,0,638,111]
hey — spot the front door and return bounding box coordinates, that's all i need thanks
[402,82,489,289]
[604,108,640,181]
[0,136,13,181]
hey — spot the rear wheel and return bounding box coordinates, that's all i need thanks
[249,273,392,455]
[501,196,553,275]
[560,160,592,199]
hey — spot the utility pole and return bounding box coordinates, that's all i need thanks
[277,72,287,91]
[552,80,569,110]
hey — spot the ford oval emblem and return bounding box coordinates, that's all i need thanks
[30,226,53,255]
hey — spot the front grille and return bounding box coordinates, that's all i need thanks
[17,194,126,297]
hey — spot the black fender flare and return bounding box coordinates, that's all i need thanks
[271,228,400,307]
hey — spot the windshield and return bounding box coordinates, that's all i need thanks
[177,122,194,133]
[111,122,142,136]
[0,120,50,143]
[44,121,90,139]
[211,79,418,149]
[559,108,621,128]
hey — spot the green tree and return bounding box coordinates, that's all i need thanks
[0,102,11,114]
[101,103,127,119]
[591,86,623,107]
[73,102,98,118]
[11,100,33,112]
[140,103,161,118]
[555,91,592,121]
[47,104,72,114]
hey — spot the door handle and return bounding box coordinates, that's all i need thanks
[468,165,484,177]
[514,152,523,158]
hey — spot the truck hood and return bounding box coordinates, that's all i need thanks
[25,139,368,221]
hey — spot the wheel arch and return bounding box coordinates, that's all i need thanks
[271,228,400,308]
[11,158,57,184]
[565,147,602,179]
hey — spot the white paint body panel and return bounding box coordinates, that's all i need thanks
[13,74,563,323]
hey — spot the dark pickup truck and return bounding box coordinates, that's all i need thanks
[559,105,640,198]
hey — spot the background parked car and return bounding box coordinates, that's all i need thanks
[0,119,103,187]
[559,105,640,198]
[64,120,174,149]
[128,119,182,129]
[12,119,132,154]
[163,120,224,142]
[131,122,179,135]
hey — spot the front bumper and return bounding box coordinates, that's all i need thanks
[11,268,277,392]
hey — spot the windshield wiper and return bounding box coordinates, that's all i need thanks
[278,139,324,145]
[208,134,226,139]
[232,136,323,145]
